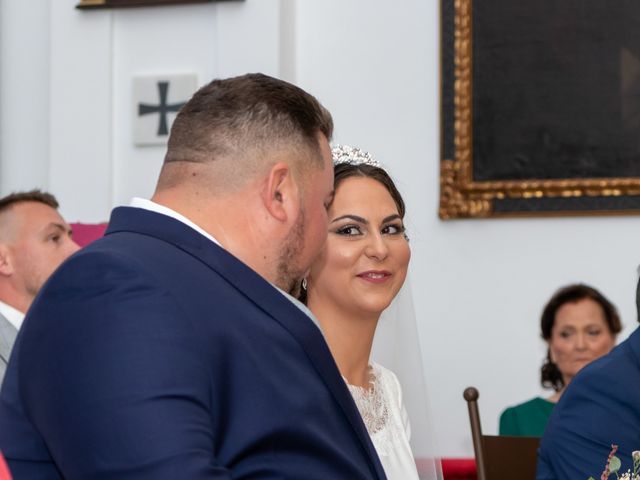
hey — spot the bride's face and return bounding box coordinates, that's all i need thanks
[308,176,410,316]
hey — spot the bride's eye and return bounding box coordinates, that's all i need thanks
[335,225,363,236]
[381,223,405,235]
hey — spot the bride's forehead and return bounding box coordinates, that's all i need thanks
[331,178,399,213]
[334,177,392,201]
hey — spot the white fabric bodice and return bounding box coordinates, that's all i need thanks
[346,363,420,480]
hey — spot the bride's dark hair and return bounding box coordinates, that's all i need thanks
[333,162,406,219]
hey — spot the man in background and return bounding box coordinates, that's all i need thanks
[0,190,78,382]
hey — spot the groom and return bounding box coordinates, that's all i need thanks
[0,73,386,479]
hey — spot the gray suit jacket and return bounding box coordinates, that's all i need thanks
[0,312,18,385]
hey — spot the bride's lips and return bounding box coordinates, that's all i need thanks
[356,270,392,283]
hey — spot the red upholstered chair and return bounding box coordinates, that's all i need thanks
[0,452,12,480]
[441,457,477,480]
[71,222,108,248]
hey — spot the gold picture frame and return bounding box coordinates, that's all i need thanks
[76,0,240,9]
[440,0,640,219]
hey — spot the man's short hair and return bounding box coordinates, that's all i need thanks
[160,73,333,191]
[0,190,59,215]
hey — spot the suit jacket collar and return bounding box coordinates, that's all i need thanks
[0,312,17,366]
[626,326,640,363]
[105,206,387,479]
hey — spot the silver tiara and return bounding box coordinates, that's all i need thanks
[331,144,381,168]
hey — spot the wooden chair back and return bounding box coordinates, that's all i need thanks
[463,387,540,480]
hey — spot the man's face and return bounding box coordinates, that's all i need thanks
[277,136,334,293]
[3,201,79,305]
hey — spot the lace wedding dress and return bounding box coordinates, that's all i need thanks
[346,362,420,480]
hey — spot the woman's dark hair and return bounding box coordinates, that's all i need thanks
[540,283,622,391]
[298,162,406,304]
[333,162,405,219]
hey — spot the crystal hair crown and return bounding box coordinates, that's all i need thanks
[331,144,381,168]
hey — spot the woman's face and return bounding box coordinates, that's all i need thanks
[308,176,410,316]
[549,297,616,384]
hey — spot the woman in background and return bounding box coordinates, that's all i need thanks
[499,284,622,436]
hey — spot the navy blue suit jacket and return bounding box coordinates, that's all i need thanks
[0,207,386,479]
[537,327,640,479]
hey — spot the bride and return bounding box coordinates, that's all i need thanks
[301,145,440,480]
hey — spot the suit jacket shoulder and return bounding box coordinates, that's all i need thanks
[537,328,640,479]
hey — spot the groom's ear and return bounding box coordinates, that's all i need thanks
[261,162,300,223]
[0,244,14,277]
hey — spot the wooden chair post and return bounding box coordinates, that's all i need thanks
[463,387,487,480]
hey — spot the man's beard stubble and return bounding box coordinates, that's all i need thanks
[276,208,307,296]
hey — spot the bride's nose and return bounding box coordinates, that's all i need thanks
[364,232,389,261]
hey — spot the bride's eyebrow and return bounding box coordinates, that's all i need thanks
[330,213,402,225]
[382,214,402,223]
[330,214,367,225]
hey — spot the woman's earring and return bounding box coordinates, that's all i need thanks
[302,278,308,291]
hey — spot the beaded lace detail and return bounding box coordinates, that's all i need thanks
[345,363,405,457]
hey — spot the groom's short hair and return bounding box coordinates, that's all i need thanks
[159,73,333,192]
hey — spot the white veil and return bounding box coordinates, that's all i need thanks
[371,273,443,480]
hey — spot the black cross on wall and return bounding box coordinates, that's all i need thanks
[138,81,186,136]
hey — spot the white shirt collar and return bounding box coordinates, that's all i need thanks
[0,299,25,330]
[128,197,315,321]
[277,289,320,328]
[129,197,221,246]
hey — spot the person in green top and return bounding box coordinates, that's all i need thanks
[499,284,622,436]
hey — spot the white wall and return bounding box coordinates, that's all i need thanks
[0,0,283,222]
[1,0,639,457]
[0,0,50,192]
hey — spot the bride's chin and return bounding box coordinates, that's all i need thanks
[354,296,395,317]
